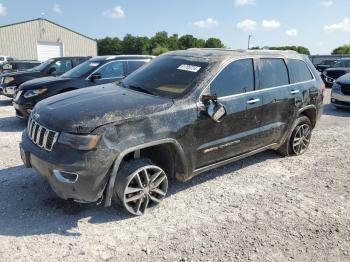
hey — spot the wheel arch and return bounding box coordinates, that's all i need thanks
[298,105,317,128]
[104,139,188,207]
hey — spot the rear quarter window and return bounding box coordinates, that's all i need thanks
[259,58,289,89]
[287,59,314,83]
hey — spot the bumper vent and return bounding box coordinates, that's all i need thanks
[341,84,350,96]
[27,116,59,151]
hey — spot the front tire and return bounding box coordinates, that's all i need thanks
[277,116,312,156]
[114,158,168,216]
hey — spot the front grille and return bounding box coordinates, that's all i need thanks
[27,116,59,151]
[341,84,350,96]
[327,70,347,80]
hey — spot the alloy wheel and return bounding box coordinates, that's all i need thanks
[292,124,311,155]
[121,165,168,216]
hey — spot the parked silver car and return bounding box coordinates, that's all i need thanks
[331,73,350,109]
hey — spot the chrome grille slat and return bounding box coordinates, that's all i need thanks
[27,115,59,151]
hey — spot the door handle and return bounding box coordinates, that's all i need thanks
[291,90,300,95]
[247,98,260,104]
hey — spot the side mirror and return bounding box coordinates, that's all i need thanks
[89,73,102,81]
[207,100,226,123]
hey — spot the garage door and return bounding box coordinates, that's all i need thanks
[37,42,63,62]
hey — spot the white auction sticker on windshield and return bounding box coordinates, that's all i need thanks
[177,64,201,72]
[89,63,100,67]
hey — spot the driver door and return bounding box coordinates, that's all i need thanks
[194,58,262,168]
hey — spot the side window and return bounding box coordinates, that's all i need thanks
[210,59,255,97]
[95,61,124,79]
[48,59,73,74]
[344,60,350,67]
[127,60,147,75]
[288,59,313,83]
[259,58,289,89]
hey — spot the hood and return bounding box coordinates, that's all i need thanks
[19,76,72,91]
[33,83,173,134]
[325,67,350,73]
[336,73,350,85]
[1,70,41,78]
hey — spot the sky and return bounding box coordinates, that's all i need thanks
[0,0,349,54]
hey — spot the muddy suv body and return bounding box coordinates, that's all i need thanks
[20,49,324,215]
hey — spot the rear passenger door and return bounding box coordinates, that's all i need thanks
[256,58,296,147]
[195,58,263,167]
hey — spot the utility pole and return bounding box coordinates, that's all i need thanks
[248,35,252,50]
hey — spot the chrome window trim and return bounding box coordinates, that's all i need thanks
[85,59,151,81]
[198,57,316,102]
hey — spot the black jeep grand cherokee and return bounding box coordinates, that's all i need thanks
[20,49,324,216]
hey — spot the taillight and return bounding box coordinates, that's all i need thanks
[321,83,326,96]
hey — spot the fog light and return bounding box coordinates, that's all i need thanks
[53,170,78,183]
[331,98,335,103]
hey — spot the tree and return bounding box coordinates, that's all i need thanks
[268,46,310,55]
[178,35,198,49]
[332,44,350,55]
[149,31,169,52]
[97,37,122,55]
[121,34,150,54]
[205,38,225,48]
[168,34,179,50]
[152,46,169,56]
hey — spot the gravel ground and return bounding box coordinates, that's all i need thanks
[0,90,349,262]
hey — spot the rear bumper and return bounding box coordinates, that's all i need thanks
[20,130,114,203]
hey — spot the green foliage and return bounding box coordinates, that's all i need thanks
[97,37,122,55]
[251,46,310,55]
[151,46,169,56]
[268,46,311,55]
[205,38,225,48]
[332,44,350,55]
[97,32,226,56]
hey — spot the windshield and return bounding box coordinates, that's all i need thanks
[61,60,101,78]
[322,60,337,66]
[31,59,53,71]
[333,60,350,68]
[121,56,209,98]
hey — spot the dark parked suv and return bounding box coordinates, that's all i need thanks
[12,55,153,119]
[322,58,350,87]
[1,56,89,98]
[20,49,324,216]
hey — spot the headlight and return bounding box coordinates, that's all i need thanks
[58,133,101,150]
[332,82,341,91]
[23,88,47,98]
[4,76,14,84]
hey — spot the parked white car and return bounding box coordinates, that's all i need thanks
[0,55,15,65]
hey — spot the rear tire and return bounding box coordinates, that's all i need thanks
[114,158,168,216]
[277,116,312,157]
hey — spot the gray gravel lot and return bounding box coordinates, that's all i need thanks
[0,90,349,262]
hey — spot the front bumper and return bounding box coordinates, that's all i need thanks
[331,91,350,108]
[13,101,32,119]
[2,85,17,98]
[20,130,115,203]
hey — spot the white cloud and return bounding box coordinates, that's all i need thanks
[236,19,258,31]
[52,3,62,14]
[103,6,126,19]
[285,29,298,37]
[234,0,255,7]
[324,18,350,32]
[320,1,334,7]
[0,3,7,16]
[262,19,281,29]
[193,18,218,29]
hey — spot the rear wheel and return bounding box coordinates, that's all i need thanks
[114,158,168,216]
[277,116,312,156]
